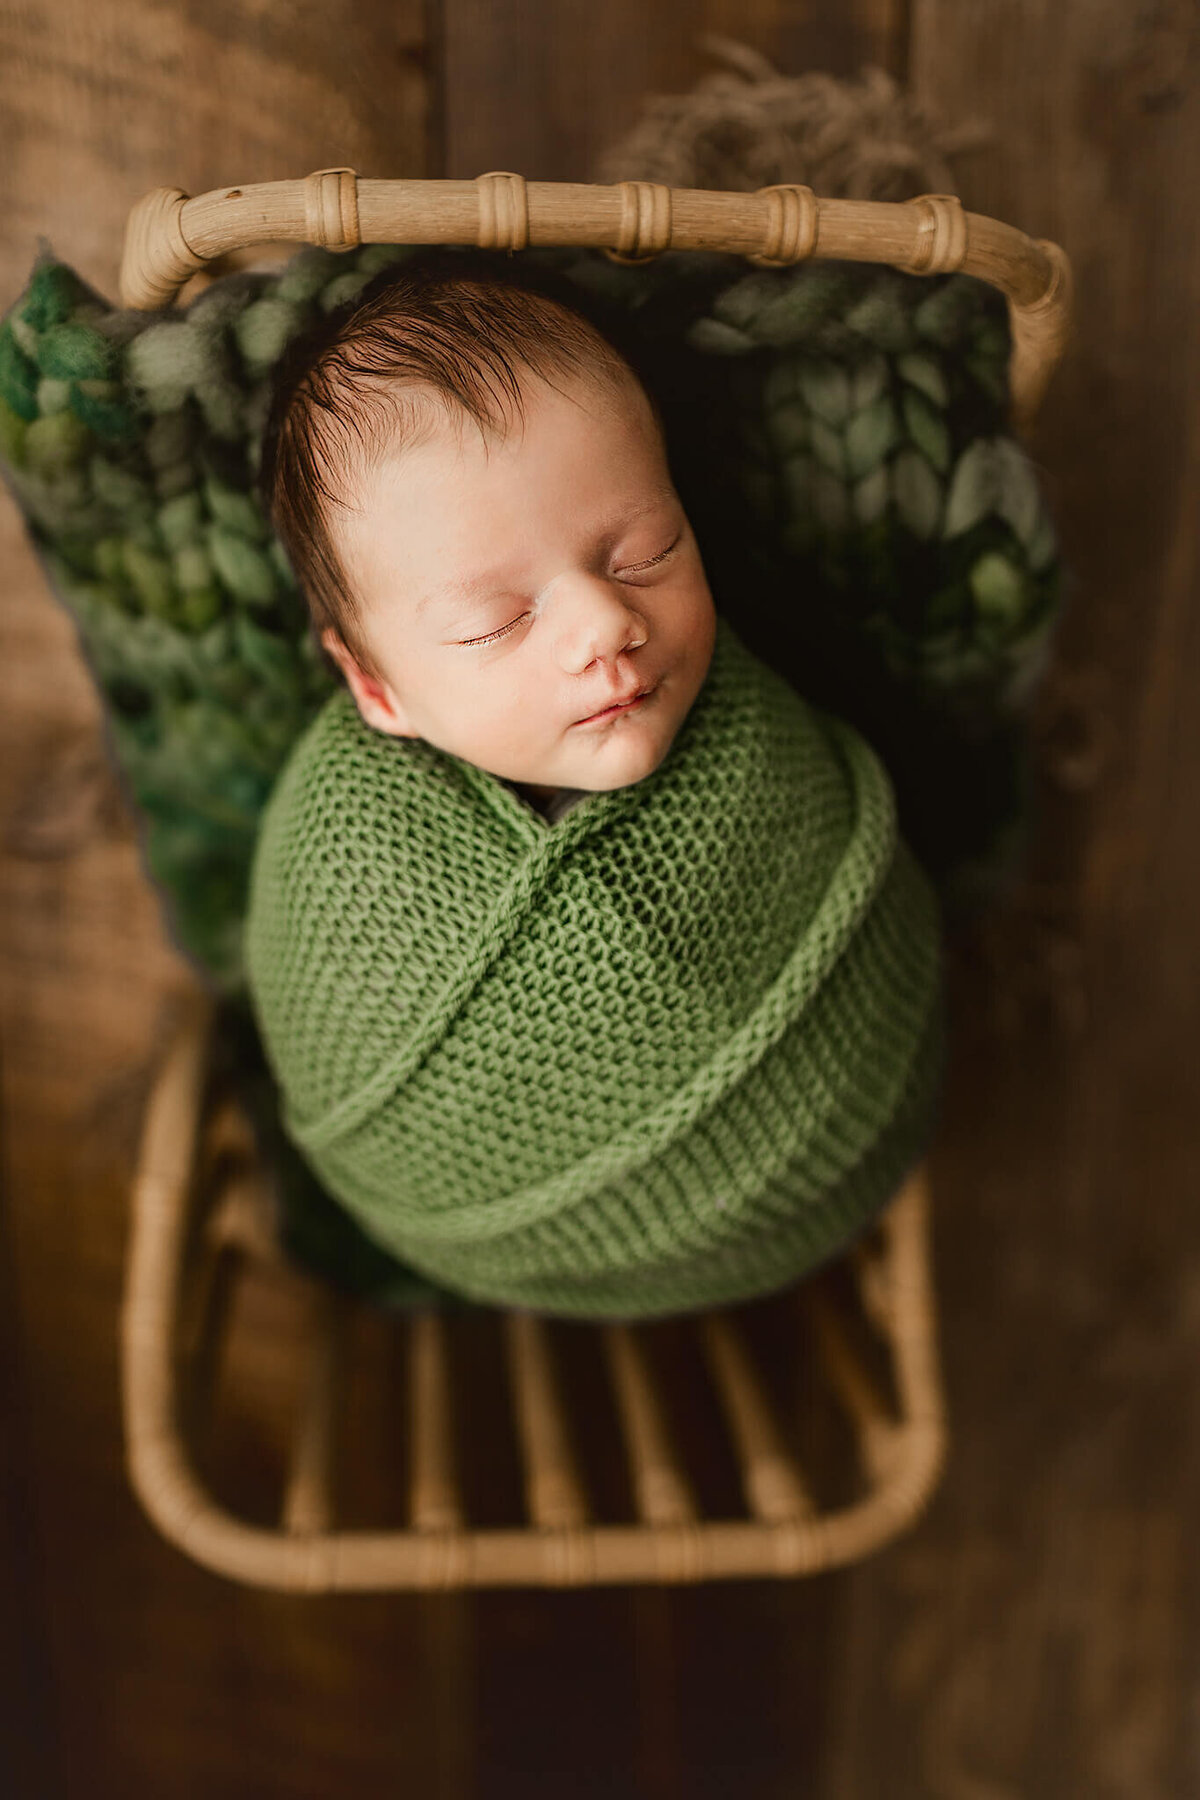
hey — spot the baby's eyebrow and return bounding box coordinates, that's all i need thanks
[416,488,678,617]
[417,568,510,618]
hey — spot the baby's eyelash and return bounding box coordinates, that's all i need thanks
[461,615,527,647]
[459,539,681,647]
[621,537,680,576]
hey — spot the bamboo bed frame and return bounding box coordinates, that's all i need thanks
[119,172,1072,1591]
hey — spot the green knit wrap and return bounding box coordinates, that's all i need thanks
[244,617,946,1319]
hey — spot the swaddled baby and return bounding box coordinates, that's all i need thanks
[246,252,946,1319]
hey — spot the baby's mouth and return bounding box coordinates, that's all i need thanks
[572,680,658,727]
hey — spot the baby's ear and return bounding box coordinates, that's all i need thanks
[320,628,420,738]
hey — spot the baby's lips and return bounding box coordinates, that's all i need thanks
[572,678,659,726]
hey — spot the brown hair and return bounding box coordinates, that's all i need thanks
[258,252,658,682]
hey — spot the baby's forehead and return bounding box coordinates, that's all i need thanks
[337,359,663,499]
[407,353,655,441]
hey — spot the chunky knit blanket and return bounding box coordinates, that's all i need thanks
[0,238,1061,996]
[244,616,945,1319]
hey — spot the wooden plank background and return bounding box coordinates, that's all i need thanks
[2,2,1198,1794]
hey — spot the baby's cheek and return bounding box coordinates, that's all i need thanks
[475,694,547,759]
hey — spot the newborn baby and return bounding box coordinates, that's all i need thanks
[246,252,946,1318]
[262,252,717,823]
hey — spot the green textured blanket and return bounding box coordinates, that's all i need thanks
[0,247,1062,1003]
[245,615,946,1319]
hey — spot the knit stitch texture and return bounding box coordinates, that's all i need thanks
[244,615,946,1318]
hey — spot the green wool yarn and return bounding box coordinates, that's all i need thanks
[244,617,945,1320]
[675,258,1061,708]
[0,240,1062,993]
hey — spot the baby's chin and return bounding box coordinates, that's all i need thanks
[441,708,686,797]
[541,724,678,795]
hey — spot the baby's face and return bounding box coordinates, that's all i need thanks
[324,369,717,797]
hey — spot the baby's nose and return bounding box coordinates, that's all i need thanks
[552,576,647,673]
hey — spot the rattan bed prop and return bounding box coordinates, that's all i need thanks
[101,170,1073,1590]
[126,986,946,1591]
[120,170,1071,431]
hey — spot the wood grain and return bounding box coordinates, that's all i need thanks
[441,0,907,181]
[814,4,1200,1795]
[8,0,1196,1793]
[0,4,440,1798]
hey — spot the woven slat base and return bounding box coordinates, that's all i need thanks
[122,987,947,1591]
